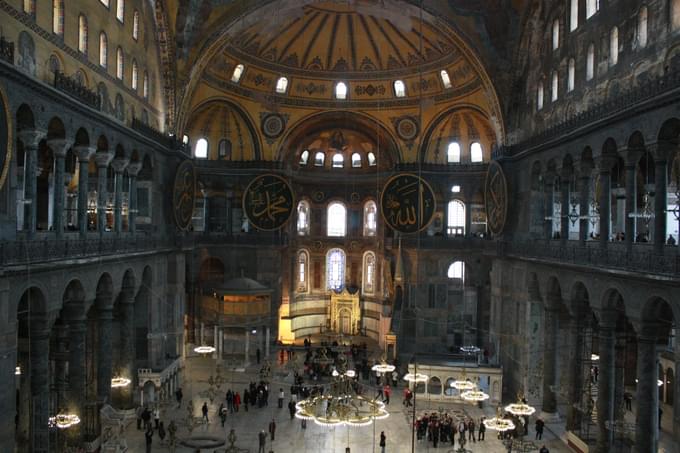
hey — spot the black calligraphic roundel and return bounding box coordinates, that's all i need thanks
[0,87,12,191]
[380,173,436,234]
[172,160,196,231]
[484,160,508,236]
[243,174,295,231]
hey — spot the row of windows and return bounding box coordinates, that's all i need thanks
[446,141,484,164]
[228,63,455,98]
[299,150,377,168]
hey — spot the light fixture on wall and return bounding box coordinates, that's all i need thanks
[48,413,81,429]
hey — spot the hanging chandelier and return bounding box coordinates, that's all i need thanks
[591,353,599,361]
[194,345,216,354]
[403,372,429,383]
[111,377,131,388]
[504,392,536,416]
[483,416,515,432]
[15,366,21,376]
[49,413,81,429]
[371,355,396,374]
[628,193,655,224]
[459,345,480,354]
[460,389,490,402]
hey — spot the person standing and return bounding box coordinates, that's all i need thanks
[244,389,250,412]
[202,402,209,423]
[258,430,267,453]
[268,418,276,441]
[278,388,285,408]
[175,388,183,408]
[136,406,144,430]
[467,418,476,442]
[288,399,296,419]
[539,446,549,453]
[379,431,386,453]
[234,392,241,412]
[257,348,261,364]
[478,417,486,440]
[144,426,153,453]
[383,384,391,405]
[153,407,160,429]
[535,418,544,440]
[158,421,166,443]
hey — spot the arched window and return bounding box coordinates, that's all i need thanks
[332,153,344,168]
[609,27,619,66]
[326,248,346,291]
[637,7,648,48]
[537,80,544,110]
[116,47,124,80]
[182,135,189,145]
[48,54,60,73]
[567,58,575,92]
[298,251,309,292]
[78,15,88,54]
[299,150,309,165]
[673,0,680,30]
[195,138,208,159]
[231,64,244,83]
[314,152,325,167]
[551,71,558,102]
[351,153,361,167]
[470,142,483,163]
[586,43,595,80]
[451,185,461,193]
[275,76,288,94]
[132,10,140,40]
[552,19,559,50]
[297,200,310,235]
[327,202,346,237]
[440,70,452,89]
[394,80,405,97]
[131,59,138,90]
[100,0,109,7]
[447,261,465,281]
[218,139,232,159]
[53,0,64,36]
[363,200,377,236]
[143,72,149,99]
[99,32,108,68]
[362,252,376,295]
[447,142,461,163]
[116,0,124,22]
[447,200,465,236]
[335,82,348,99]
[570,0,578,31]
[586,0,599,19]
[367,152,377,166]
[23,0,35,14]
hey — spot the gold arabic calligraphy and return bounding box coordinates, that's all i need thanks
[381,175,435,233]
[244,175,294,230]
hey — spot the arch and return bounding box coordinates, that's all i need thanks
[132,10,140,40]
[299,149,309,165]
[447,261,465,281]
[74,127,90,147]
[586,43,595,80]
[95,273,114,309]
[199,257,225,283]
[657,118,680,143]
[609,27,619,66]
[641,296,676,338]
[62,279,86,309]
[428,376,442,395]
[47,116,66,140]
[275,76,288,94]
[52,0,64,35]
[545,275,563,309]
[327,201,347,237]
[195,138,208,159]
[131,59,138,90]
[447,199,465,236]
[116,0,125,22]
[99,32,108,68]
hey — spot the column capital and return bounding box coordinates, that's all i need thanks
[73,146,95,162]
[621,146,644,168]
[111,157,130,174]
[595,155,618,173]
[595,307,618,330]
[46,138,74,158]
[647,141,677,163]
[578,160,594,177]
[94,151,114,168]
[637,322,661,343]
[126,161,142,177]
[17,129,46,148]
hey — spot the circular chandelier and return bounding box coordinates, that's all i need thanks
[504,402,536,416]
[15,366,21,376]
[111,377,131,388]
[403,372,429,383]
[483,417,515,432]
[460,390,490,402]
[460,345,481,354]
[591,354,600,361]
[49,413,81,429]
[451,378,475,391]
[194,345,216,354]
[371,356,396,374]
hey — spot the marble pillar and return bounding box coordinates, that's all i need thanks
[66,312,86,440]
[127,161,141,235]
[544,176,555,240]
[245,330,250,365]
[18,130,45,236]
[624,163,637,252]
[654,158,668,254]
[29,321,50,453]
[95,152,114,235]
[566,316,583,430]
[674,348,680,437]
[635,327,659,453]
[53,323,69,407]
[111,158,129,234]
[119,287,135,408]
[97,301,114,404]
[542,307,559,415]
[560,173,570,244]
[73,146,94,237]
[599,169,612,248]
[47,139,72,238]
[596,314,616,453]
[578,162,593,244]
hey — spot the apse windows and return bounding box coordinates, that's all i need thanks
[552,19,559,50]
[132,60,138,90]
[231,64,244,83]
[78,15,88,54]
[297,201,310,236]
[586,0,599,19]
[195,138,208,159]
[116,47,124,80]
[609,27,619,66]
[133,11,139,40]
[326,248,345,291]
[447,199,465,236]
[143,72,149,99]
[99,32,108,68]
[298,251,309,292]
[637,7,648,49]
[299,150,309,165]
[116,0,124,22]
[363,201,377,236]
[363,252,376,295]
[586,44,595,80]
[551,71,558,102]
[440,70,452,89]
[53,0,64,36]
[218,139,231,159]
[537,80,544,110]
[570,0,578,31]
[394,80,406,97]
[447,142,461,163]
[567,58,575,92]
[327,202,347,237]
[275,77,288,94]
[351,153,362,168]
[335,82,348,100]
[332,153,344,168]
[447,261,465,281]
[451,185,461,193]
[470,142,483,163]
[367,152,377,166]
[314,152,325,167]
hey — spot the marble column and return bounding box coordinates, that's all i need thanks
[544,174,556,240]
[126,161,141,235]
[674,348,680,437]
[579,172,591,244]
[596,311,616,453]
[18,130,45,237]
[542,306,559,415]
[599,167,612,248]
[565,315,583,430]
[266,327,270,358]
[53,323,70,407]
[119,286,136,408]
[464,199,472,237]
[96,295,114,404]
[624,163,637,252]
[245,330,250,365]
[111,158,129,234]
[95,152,114,235]
[73,146,94,237]
[47,139,73,238]
[64,301,86,441]
[635,325,659,453]
[654,158,668,255]
[29,320,50,453]
[560,172,571,244]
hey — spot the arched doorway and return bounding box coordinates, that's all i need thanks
[338,308,351,334]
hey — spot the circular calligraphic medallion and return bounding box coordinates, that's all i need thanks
[396,117,418,141]
[261,114,285,139]
[243,174,295,230]
[0,86,12,191]
[380,173,436,234]
[172,160,196,231]
[484,160,508,235]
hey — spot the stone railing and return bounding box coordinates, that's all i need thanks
[53,71,99,109]
[180,232,288,247]
[130,118,181,150]
[0,36,14,65]
[193,159,284,169]
[396,162,488,172]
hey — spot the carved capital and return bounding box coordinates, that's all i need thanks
[620,146,644,168]
[73,146,95,162]
[47,138,74,158]
[126,161,142,177]
[111,157,130,174]
[17,129,46,149]
[94,151,114,168]
[595,155,618,173]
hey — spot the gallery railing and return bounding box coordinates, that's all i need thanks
[0,36,14,65]
[53,71,99,109]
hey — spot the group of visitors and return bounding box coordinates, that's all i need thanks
[415,412,485,448]
[136,404,177,453]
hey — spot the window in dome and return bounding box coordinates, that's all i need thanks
[362,252,376,295]
[447,261,465,280]
[363,201,377,236]
[116,0,124,22]
[298,250,309,292]
[470,142,483,163]
[586,44,595,80]
[551,71,558,102]
[99,32,108,68]
[569,0,578,31]
[367,152,377,166]
[447,142,461,163]
[351,153,362,168]
[133,10,139,40]
[440,70,452,89]
[182,135,189,145]
[299,150,309,165]
[537,80,544,110]
[636,7,648,49]
[143,72,149,99]
[231,64,244,83]
[394,80,406,97]
[218,139,232,159]
[131,59,138,90]
[327,202,346,237]
[314,152,325,167]
[447,199,465,236]
[297,201,310,236]
[609,27,619,66]
[195,138,208,159]
[275,76,288,94]
[332,153,344,168]
[116,47,124,80]
[335,82,348,100]
[552,19,559,50]
[326,248,345,291]
[586,0,599,19]
[78,15,88,54]
[567,58,575,92]
[451,185,461,193]
[53,0,64,36]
